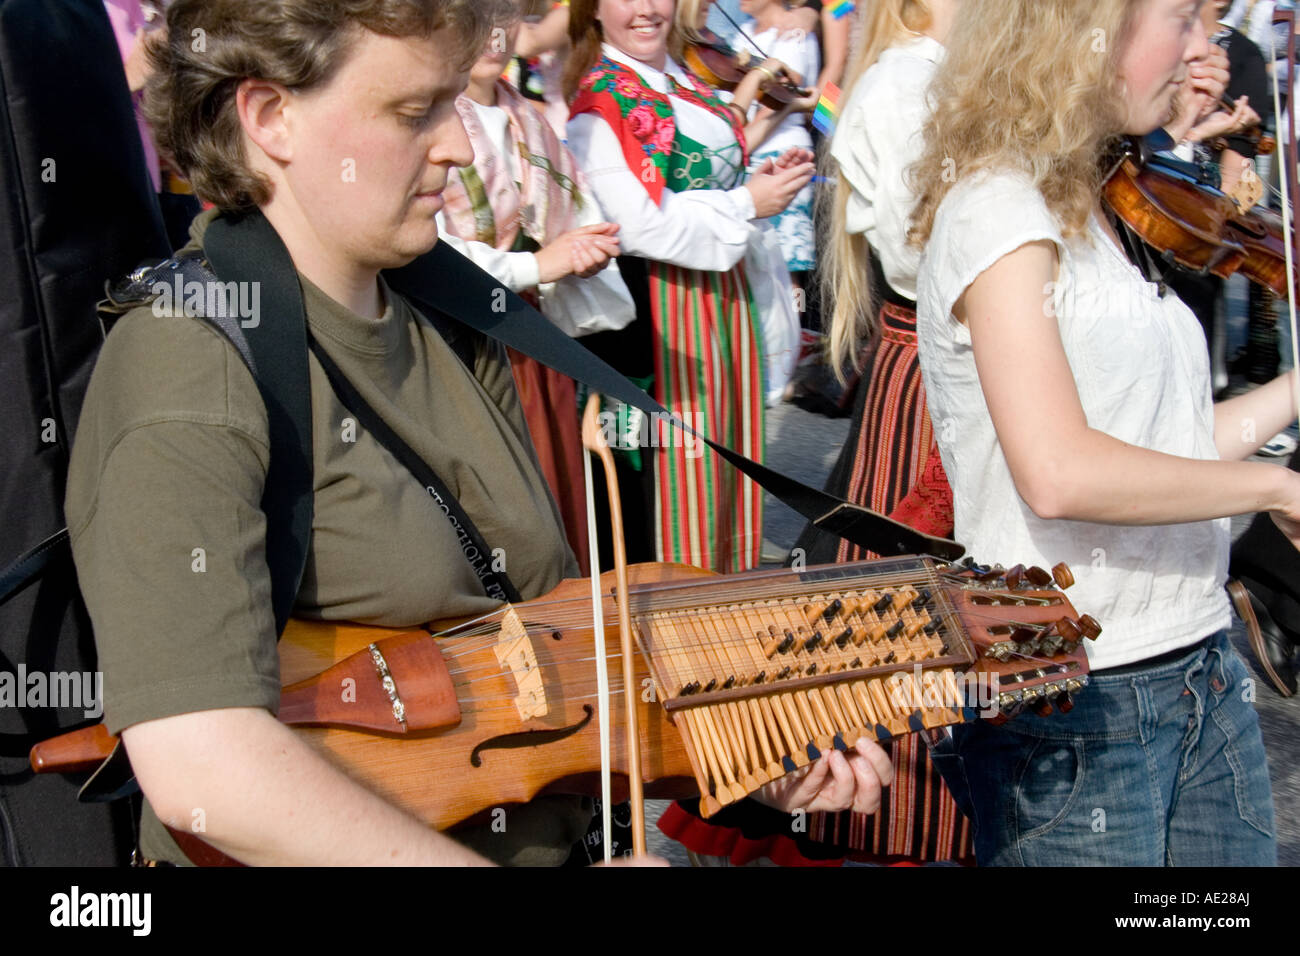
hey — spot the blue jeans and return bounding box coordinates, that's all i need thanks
[932,631,1277,866]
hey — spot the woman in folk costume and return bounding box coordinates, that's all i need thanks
[437,3,636,574]
[563,0,814,574]
[662,0,973,866]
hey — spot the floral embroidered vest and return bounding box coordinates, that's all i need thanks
[570,56,748,205]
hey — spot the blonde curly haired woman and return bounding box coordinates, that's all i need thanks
[910,0,1294,865]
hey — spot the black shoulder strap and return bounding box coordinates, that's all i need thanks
[202,213,314,636]
[386,243,964,561]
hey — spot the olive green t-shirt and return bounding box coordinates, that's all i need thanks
[64,215,585,865]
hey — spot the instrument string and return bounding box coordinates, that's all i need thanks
[449,641,1076,707]
[451,633,1081,716]
[430,562,958,633]
[433,596,1076,674]
[431,565,1070,637]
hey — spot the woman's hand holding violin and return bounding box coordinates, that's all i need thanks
[1187,95,1259,144]
[1166,45,1231,142]
[1188,44,1230,116]
[733,57,807,113]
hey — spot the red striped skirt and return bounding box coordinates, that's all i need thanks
[648,259,764,574]
[507,348,589,575]
[818,300,967,861]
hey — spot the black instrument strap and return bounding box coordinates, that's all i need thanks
[386,243,964,561]
[0,529,71,609]
[306,336,521,604]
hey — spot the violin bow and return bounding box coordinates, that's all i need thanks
[1269,9,1300,417]
[711,2,774,62]
[580,395,648,858]
[580,396,615,862]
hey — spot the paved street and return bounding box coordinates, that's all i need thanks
[646,397,1300,866]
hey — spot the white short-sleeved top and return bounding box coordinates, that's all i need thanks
[831,34,942,301]
[916,171,1231,669]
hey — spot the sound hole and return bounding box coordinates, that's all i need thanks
[469,705,595,767]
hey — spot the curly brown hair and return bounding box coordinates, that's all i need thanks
[143,0,508,211]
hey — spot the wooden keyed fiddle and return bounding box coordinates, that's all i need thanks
[32,556,1099,848]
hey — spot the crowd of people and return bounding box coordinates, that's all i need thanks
[72,0,1300,867]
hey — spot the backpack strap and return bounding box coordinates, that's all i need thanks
[98,218,313,637]
[201,212,519,605]
[202,213,314,637]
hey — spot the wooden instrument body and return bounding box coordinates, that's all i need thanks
[31,557,1100,857]
[1102,145,1296,297]
[1103,153,1247,279]
[280,564,707,832]
[680,28,809,112]
[1225,206,1291,297]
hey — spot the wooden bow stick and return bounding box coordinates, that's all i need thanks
[580,394,648,858]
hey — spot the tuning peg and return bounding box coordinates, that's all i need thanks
[1010,626,1038,645]
[1051,562,1075,589]
[1026,565,1053,587]
[1055,690,1074,713]
[1039,629,1065,655]
[1055,617,1082,643]
[1005,564,1027,589]
[1078,614,1102,640]
[1033,698,1053,717]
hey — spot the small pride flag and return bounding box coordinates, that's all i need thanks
[829,0,856,19]
[812,82,841,136]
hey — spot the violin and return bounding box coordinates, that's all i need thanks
[681,28,812,113]
[1102,138,1294,298]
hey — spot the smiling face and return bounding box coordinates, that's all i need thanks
[268,27,474,274]
[598,0,675,69]
[1117,0,1210,134]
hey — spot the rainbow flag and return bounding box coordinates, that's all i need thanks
[829,0,856,19]
[812,82,841,136]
